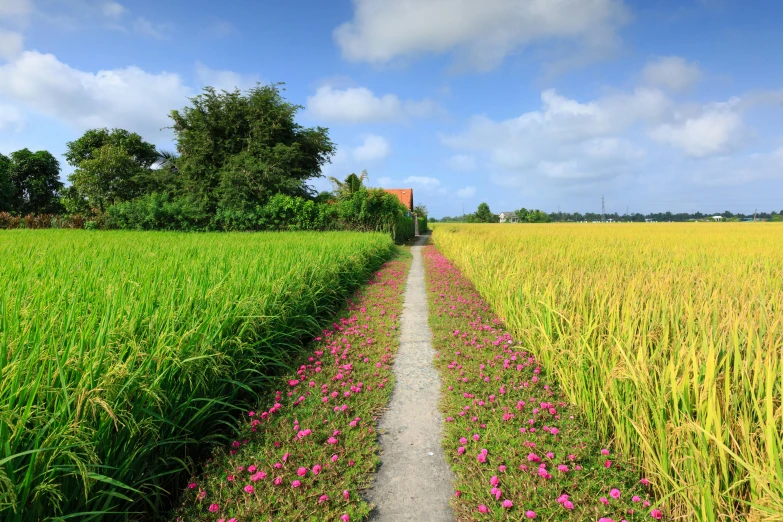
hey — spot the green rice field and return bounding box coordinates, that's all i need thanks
[0,230,394,521]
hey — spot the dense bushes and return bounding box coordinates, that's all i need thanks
[3,189,418,242]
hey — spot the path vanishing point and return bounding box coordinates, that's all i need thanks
[367,234,455,521]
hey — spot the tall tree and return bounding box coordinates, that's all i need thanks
[475,202,498,223]
[169,84,335,211]
[0,153,13,212]
[65,128,165,209]
[9,149,63,214]
[68,144,148,210]
[65,128,159,169]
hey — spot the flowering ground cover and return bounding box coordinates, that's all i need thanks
[173,250,411,521]
[423,245,661,521]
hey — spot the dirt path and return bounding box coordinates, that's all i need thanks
[366,234,455,521]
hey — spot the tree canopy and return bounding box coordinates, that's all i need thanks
[169,84,335,211]
[6,149,63,214]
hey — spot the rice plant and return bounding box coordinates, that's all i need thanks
[0,229,393,520]
[432,223,783,521]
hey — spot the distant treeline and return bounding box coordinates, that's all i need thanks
[433,203,783,223]
[0,84,423,240]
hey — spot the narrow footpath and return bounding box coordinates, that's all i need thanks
[367,234,455,521]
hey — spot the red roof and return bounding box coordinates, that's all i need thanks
[383,188,413,211]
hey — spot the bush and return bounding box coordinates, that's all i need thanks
[106,193,209,231]
[0,212,21,229]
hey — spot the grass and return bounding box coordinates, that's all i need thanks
[0,229,395,521]
[431,223,783,521]
[171,249,412,521]
[423,244,656,521]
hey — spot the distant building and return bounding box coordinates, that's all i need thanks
[383,188,414,212]
[498,211,519,223]
[712,216,723,221]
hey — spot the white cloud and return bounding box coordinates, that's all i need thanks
[642,56,702,92]
[195,62,261,92]
[649,99,743,157]
[692,145,783,186]
[352,134,390,162]
[101,2,126,19]
[0,51,192,140]
[0,102,24,132]
[0,0,32,20]
[404,175,441,187]
[376,176,393,187]
[306,84,439,124]
[133,17,167,39]
[442,87,666,184]
[0,30,23,60]
[456,186,476,198]
[334,0,629,70]
[448,154,476,171]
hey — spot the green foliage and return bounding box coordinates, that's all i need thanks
[64,128,159,169]
[169,84,335,211]
[515,207,552,223]
[413,203,428,217]
[0,230,394,520]
[474,202,499,223]
[7,148,63,214]
[0,154,13,212]
[68,144,149,210]
[329,170,368,201]
[419,214,429,233]
[106,193,209,231]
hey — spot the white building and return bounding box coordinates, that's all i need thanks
[712,216,723,221]
[499,211,519,223]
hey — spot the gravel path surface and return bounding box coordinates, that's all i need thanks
[366,234,455,521]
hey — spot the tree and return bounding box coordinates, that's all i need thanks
[329,170,368,201]
[413,203,428,217]
[68,144,148,210]
[169,84,336,211]
[65,128,159,169]
[66,129,163,210]
[474,202,499,223]
[8,149,63,214]
[0,153,13,212]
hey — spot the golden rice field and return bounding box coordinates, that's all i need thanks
[432,223,783,521]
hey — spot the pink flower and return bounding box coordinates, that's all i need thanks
[313,464,322,475]
[601,448,610,455]
[318,494,329,503]
[188,482,197,489]
[247,465,257,473]
[274,477,282,485]
[650,509,663,519]
[610,488,621,499]
[331,454,339,462]
[477,453,486,463]
[605,460,613,468]
[525,510,536,518]
[550,427,559,435]
[208,504,219,513]
[243,485,254,494]
[600,497,609,505]
[292,480,301,488]
[197,491,206,500]
[343,490,349,500]
[563,500,574,510]
[632,495,641,502]
[641,478,650,485]
[498,465,506,472]
[341,515,350,522]
[297,467,307,477]
[599,519,615,522]
[327,437,338,444]
[502,499,513,509]
[478,504,488,513]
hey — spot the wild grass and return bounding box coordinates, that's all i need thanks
[0,229,394,521]
[432,223,783,521]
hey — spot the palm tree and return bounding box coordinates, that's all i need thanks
[154,150,179,174]
[328,170,367,200]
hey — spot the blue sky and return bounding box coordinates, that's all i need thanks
[1,0,782,217]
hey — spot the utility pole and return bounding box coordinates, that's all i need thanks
[754,208,757,221]
[602,194,605,222]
